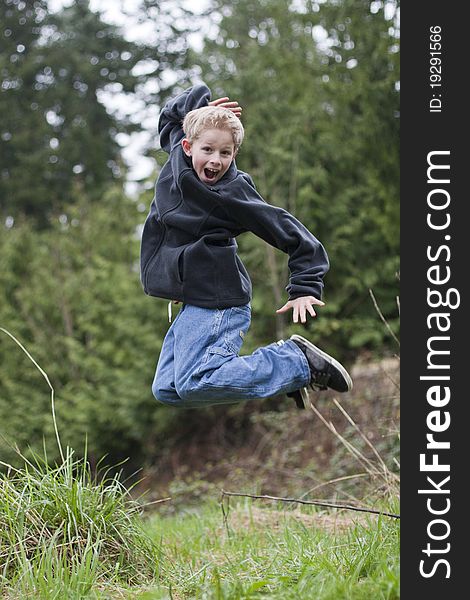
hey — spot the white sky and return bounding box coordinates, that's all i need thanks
[48,0,210,26]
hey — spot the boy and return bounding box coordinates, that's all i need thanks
[140,83,352,409]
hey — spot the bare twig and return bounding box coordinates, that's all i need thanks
[332,398,391,480]
[220,491,232,537]
[298,473,369,501]
[368,289,400,346]
[309,402,384,478]
[220,490,400,519]
[379,362,401,392]
[141,497,172,507]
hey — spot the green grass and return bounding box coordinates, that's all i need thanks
[0,452,399,600]
[1,462,399,599]
[139,499,400,599]
[0,448,159,599]
[0,445,399,600]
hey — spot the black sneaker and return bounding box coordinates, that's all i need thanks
[287,387,310,409]
[290,334,353,393]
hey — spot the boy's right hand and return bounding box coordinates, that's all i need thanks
[208,97,242,119]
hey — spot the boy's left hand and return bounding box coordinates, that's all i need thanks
[276,296,325,323]
[208,97,242,119]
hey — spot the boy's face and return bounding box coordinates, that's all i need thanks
[182,128,236,185]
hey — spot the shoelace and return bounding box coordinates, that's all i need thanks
[310,371,330,390]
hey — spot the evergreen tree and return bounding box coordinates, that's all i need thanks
[1,0,153,226]
[1,0,50,222]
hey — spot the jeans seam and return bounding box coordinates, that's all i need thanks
[198,380,270,394]
[199,376,308,395]
[194,308,226,376]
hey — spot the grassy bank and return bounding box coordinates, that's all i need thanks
[1,476,399,599]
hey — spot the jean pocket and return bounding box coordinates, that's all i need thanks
[222,306,251,355]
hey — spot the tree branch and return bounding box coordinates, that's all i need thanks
[220,489,400,519]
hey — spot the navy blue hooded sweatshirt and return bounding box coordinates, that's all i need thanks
[140,84,329,309]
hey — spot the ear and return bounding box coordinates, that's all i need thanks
[181,138,192,156]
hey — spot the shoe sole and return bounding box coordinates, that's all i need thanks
[288,386,310,409]
[290,334,353,392]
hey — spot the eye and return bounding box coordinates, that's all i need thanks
[202,146,212,152]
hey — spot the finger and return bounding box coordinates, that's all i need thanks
[224,107,242,115]
[209,97,230,106]
[300,304,307,323]
[293,304,299,323]
[220,101,240,108]
[306,304,316,318]
[311,297,325,306]
[276,303,290,313]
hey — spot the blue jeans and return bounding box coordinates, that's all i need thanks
[152,303,311,408]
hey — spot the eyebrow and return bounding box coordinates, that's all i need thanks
[201,142,234,150]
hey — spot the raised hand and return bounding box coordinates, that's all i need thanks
[276,295,325,323]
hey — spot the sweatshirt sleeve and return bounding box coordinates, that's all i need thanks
[158,84,212,152]
[220,173,330,300]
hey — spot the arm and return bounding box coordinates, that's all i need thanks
[158,84,211,152]
[219,174,329,321]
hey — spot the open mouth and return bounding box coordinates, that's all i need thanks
[204,168,219,181]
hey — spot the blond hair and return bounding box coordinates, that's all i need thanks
[182,106,244,151]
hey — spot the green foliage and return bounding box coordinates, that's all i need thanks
[0,191,173,468]
[0,0,192,227]
[1,0,133,223]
